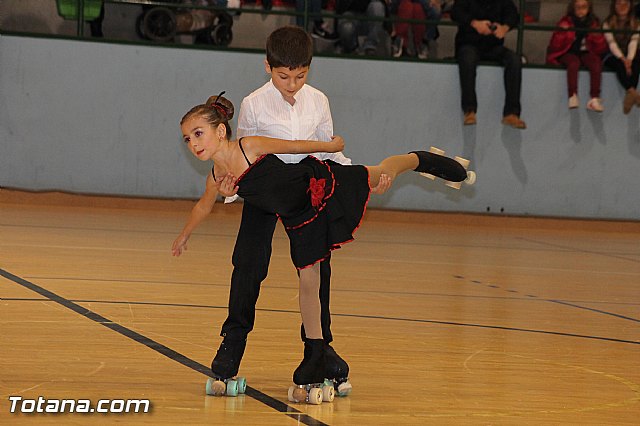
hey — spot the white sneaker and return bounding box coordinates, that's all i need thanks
[586,97,604,112]
[568,94,579,109]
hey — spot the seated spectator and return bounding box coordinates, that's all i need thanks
[296,0,339,39]
[603,0,640,114]
[390,0,441,59]
[336,0,392,55]
[451,0,526,129]
[547,0,608,111]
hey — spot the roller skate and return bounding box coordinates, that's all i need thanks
[411,147,476,189]
[324,343,352,397]
[205,337,247,397]
[288,339,335,404]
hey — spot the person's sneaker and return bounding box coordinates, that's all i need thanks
[586,97,604,112]
[501,114,526,129]
[392,37,403,58]
[463,111,476,125]
[568,94,579,109]
[417,44,429,60]
[311,24,338,41]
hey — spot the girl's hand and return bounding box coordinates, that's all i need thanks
[371,173,392,194]
[329,135,345,152]
[172,234,189,257]
[215,173,239,197]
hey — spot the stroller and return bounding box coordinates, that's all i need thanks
[137,0,234,46]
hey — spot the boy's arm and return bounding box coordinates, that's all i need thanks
[236,97,256,139]
[246,136,344,157]
[314,96,353,165]
[171,173,219,256]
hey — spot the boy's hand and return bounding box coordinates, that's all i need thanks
[371,173,392,194]
[329,135,345,152]
[216,173,239,197]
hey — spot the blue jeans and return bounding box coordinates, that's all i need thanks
[337,0,387,53]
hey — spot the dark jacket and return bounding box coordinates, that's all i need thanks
[451,0,519,50]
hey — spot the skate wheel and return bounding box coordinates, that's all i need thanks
[445,181,463,190]
[336,381,353,397]
[308,387,323,405]
[419,172,436,180]
[454,156,470,169]
[322,385,335,402]
[429,146,445,155]
[206,378,226,396]
[465,170,476,185]
[290,387,307,403]
[226,379,238,397]
[236,377,247,394]
[288,386,297,402]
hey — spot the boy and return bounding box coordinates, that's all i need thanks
[211,25,390,395]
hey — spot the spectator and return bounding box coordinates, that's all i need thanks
[89,3,105,37]
[547,0,607,111]
[451,0,526,129]
[296,0,339,39]
[603,0,640,114]
[391,0,441,59]
[336,0,392,55]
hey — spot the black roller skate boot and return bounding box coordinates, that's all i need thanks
[288,339,335,404]
[411,148,476,189]
[324,343,352,396]
[206,337,247,397]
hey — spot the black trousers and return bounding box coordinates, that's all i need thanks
[220,201,334,343]
[604,55,640,90]
[456,44,522,117]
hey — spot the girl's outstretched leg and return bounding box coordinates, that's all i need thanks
[366,151,470,188]
[410,151,468,182]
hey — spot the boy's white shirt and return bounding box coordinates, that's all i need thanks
[225,80,352,203]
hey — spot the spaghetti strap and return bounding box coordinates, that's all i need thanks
[238,137,252,166]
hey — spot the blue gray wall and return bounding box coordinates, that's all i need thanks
[1,34,639,220]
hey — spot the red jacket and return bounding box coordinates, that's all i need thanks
[546,15,608,65]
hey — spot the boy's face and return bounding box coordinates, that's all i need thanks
[265,61,309,104]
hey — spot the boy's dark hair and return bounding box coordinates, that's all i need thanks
[266,26,313,70]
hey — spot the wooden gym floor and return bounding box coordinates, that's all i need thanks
[1,189,639,425]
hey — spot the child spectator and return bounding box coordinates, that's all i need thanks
[603,0,640,114]
[547,0,608,111]
[391,0,441,58]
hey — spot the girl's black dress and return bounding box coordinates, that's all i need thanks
[232,140,370,269]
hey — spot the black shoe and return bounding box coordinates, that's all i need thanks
[325,343,349,380]
[293,339,326,385]
[211,337,247,379]
[410,151,468,182]
[312,25,339,41]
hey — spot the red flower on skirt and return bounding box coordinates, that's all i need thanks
[308,177,326,209]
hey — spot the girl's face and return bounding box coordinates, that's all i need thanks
[181,115,220,161]
[574,0,590,18]
[615,0,631,17]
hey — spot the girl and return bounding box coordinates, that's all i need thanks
[547,0,608,111]
[603,0,640,114]
[172,93,473,394]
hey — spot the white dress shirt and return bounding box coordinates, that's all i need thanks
[237,80,352,165]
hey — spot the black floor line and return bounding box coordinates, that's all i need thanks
[0,268,329,426]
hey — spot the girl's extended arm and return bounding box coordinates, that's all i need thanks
[244,135,344,157]
[171,173,218,256]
